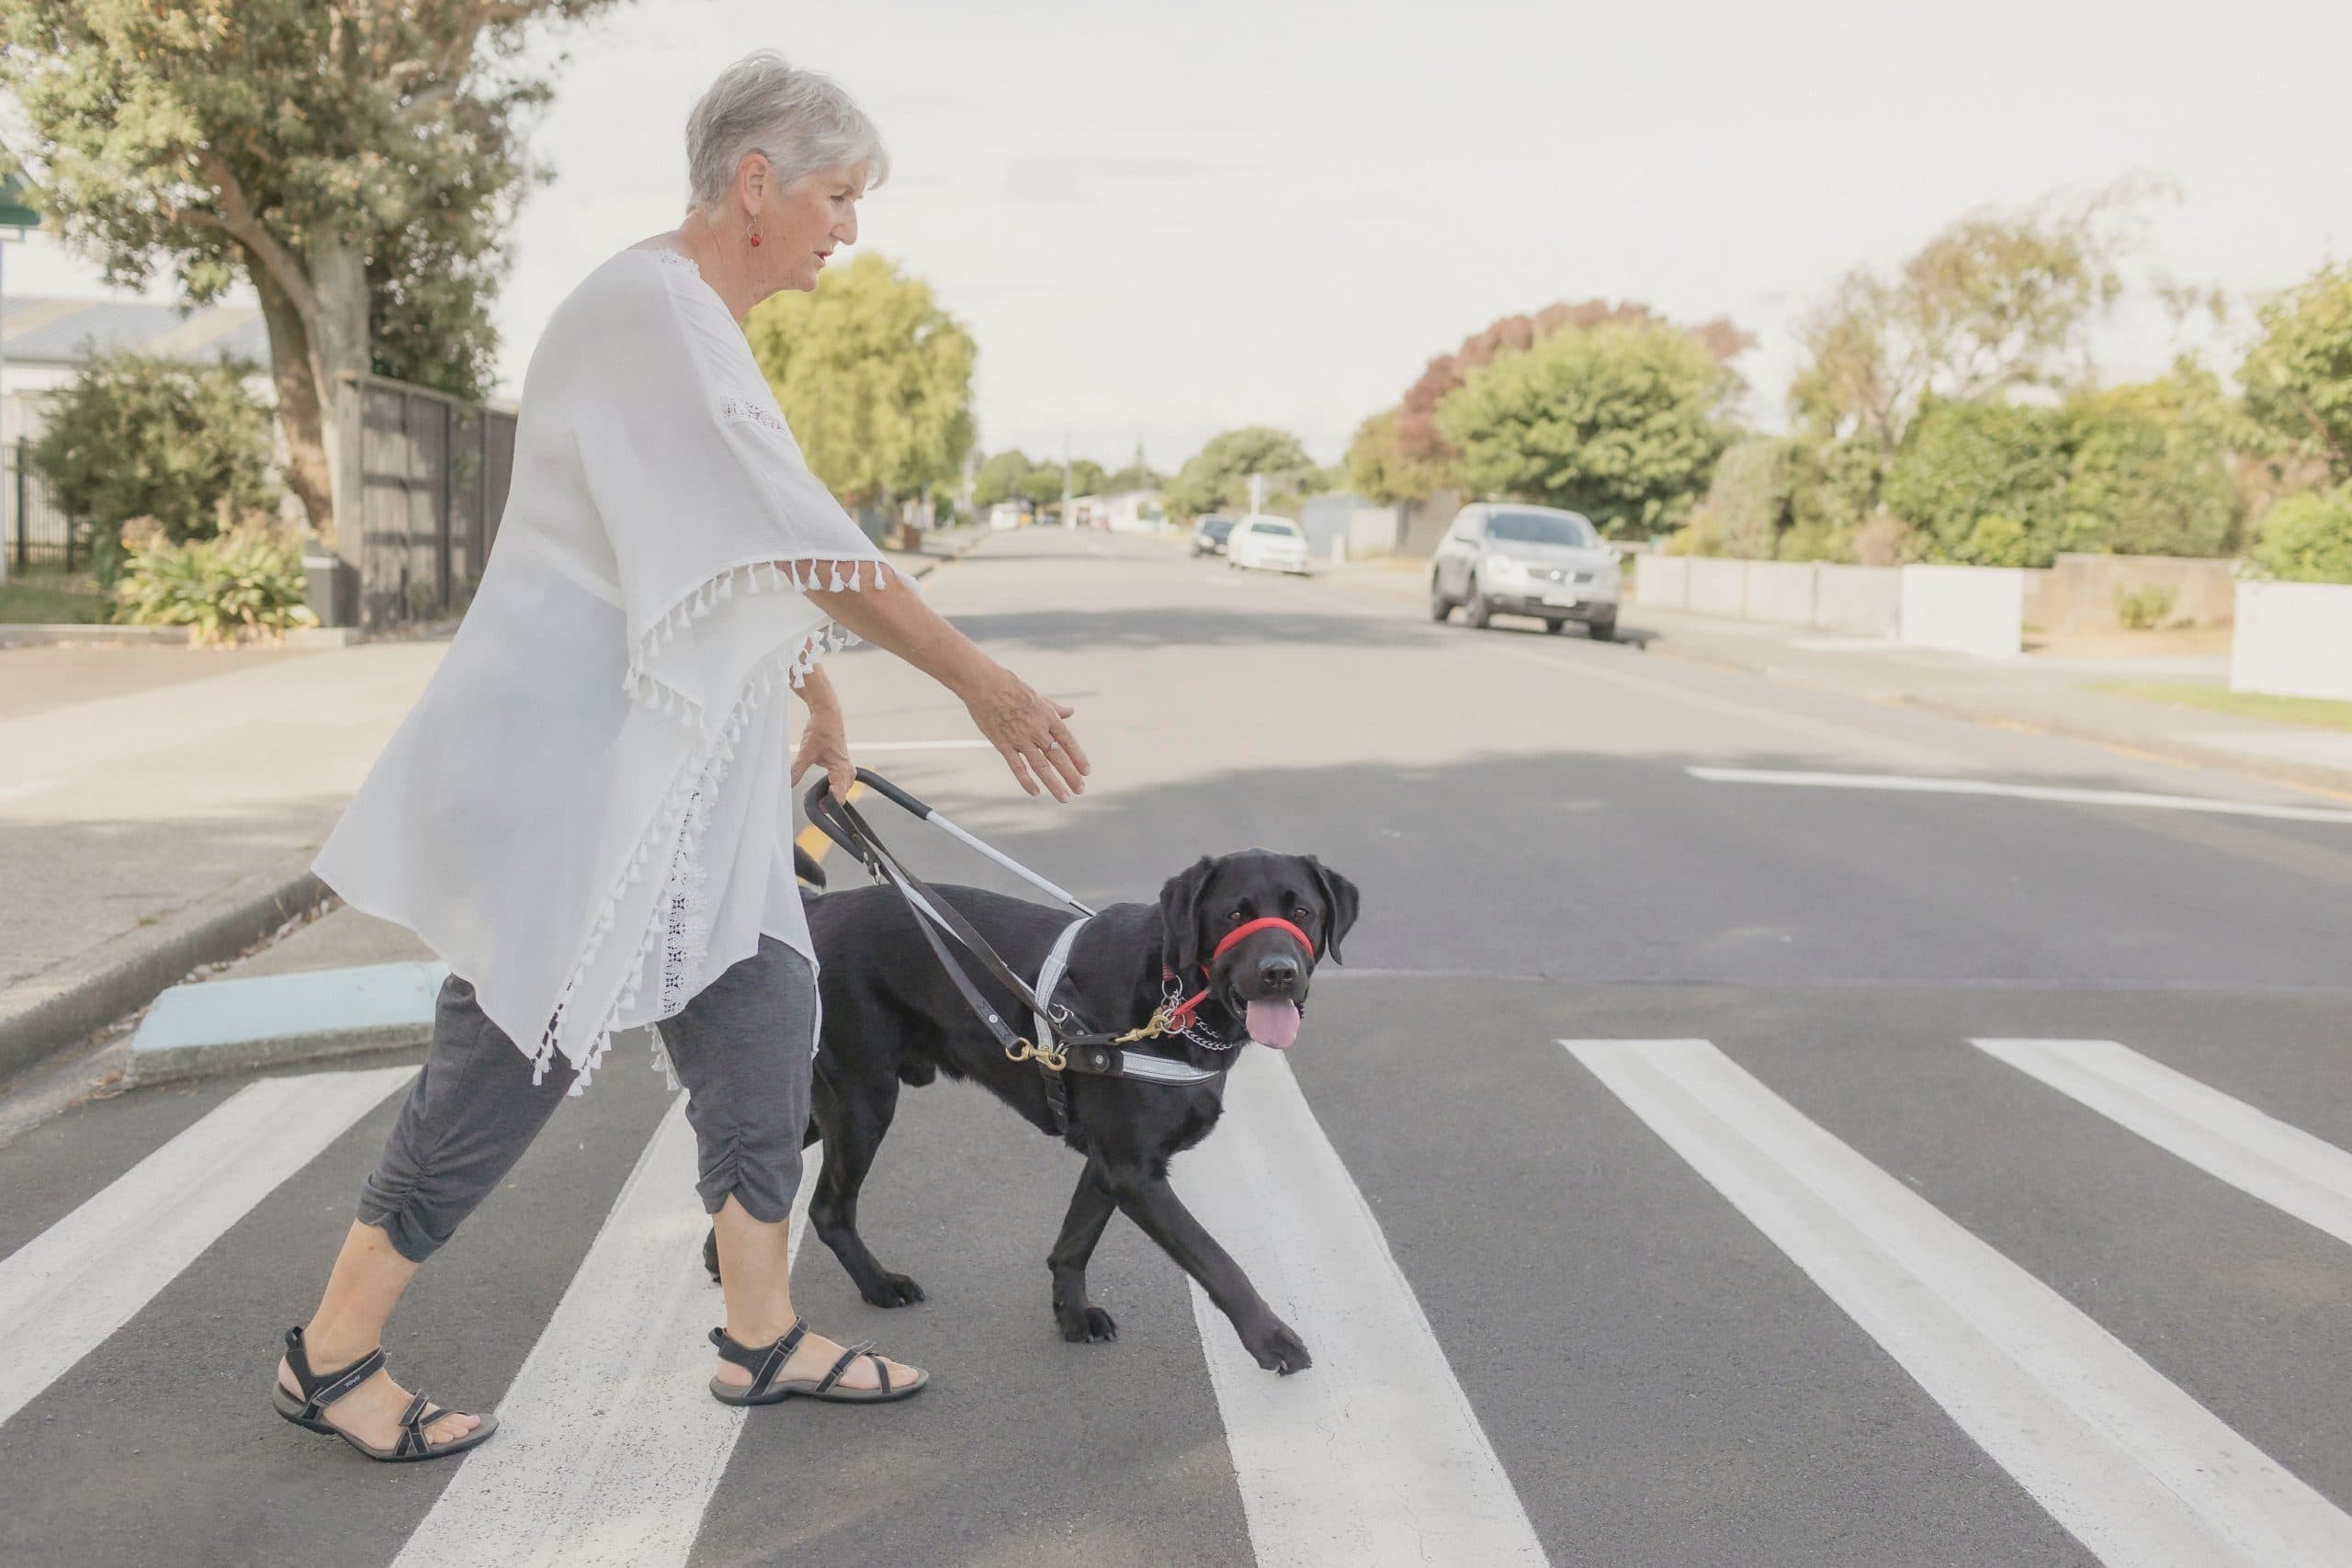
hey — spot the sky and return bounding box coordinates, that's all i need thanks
[8,0,2350,472]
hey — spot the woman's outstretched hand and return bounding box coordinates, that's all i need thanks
[962,664,1089,801]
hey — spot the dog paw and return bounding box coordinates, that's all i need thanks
[1241,1316,1311,1376]
[1057,1304,1119,1344]
[861,1271,925,1308]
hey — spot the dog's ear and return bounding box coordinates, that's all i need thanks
[1158,854,1220,977]
[1306,857,1360,964]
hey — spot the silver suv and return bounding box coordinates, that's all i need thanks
[1430,503,1621,639]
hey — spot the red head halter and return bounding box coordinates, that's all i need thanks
[1162,917,1316,1032]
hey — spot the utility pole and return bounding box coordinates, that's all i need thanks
[1060,429,1074,529]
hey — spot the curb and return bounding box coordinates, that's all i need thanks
[0,846,333,1087]
[1635,636,2352,800]
[126,960,449,1087]
[0,528,989,1092]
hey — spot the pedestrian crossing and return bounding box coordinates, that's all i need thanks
[1,1023,2347,1567]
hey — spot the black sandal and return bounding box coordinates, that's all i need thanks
[707,1321,928,1406]
[270,1325,498,1461]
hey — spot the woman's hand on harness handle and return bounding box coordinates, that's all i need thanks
[961,663,1089,801]
[790,667,856,801]
[801,566,1089,802]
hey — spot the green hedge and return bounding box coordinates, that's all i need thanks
[2250,489,2352,584]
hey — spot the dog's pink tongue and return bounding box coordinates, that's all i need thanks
[1246,998,1302,1049]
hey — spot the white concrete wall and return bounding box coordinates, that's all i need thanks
[1688,558,1747,618]
[1635,555,1690,610]
[1899,565,2024,658]
[1814,565,1901,637]
[1744,561,1819,626]
[2231,581,2352,701]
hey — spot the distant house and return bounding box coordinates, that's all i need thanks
[2,294,272,442]
[1069,490,1169,534]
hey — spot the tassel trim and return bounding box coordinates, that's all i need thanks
[621,554,891,730]
[534,556,887,1094]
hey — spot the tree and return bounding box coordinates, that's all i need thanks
[1343,409,1456,504]
[1165,426,1314,518]
[1395,299,1749,463]
[1789,188,2138,451]
[973,450,1035,508]
[0,0,614,548]
[2240,260,2352,484]
[1434,322,1735,536]
[30,352,281,581]
[1067,457,1107,496]
[2064,364,2242,557]
[747,252,976,510]
[1016,462,1068,506]
[1883,400,2077,566]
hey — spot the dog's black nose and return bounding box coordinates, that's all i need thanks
[1259,954,1299,989]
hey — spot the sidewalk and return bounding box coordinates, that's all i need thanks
[0,525,979,1093]
[1318,556,2352,799]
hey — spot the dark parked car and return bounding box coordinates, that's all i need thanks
[1190,514,1238,557]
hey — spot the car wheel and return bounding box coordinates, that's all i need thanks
[1464,576,1492,629]
[1430,578,1453,621]
[1544,617,1566,634]
[1589,614,1618,642]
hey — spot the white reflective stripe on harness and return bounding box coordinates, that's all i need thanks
[1032,915,1221,1087]
[1114,1052,1222,1085]
[1031,915,1090,1052]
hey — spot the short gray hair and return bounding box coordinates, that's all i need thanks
[684,50,889,212]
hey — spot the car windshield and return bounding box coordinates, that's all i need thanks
[1203,519,1235,538]
[1254,520,1300,537]
[1485,510,1596,547]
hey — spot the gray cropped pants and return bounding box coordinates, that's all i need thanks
[357,935,819,1263]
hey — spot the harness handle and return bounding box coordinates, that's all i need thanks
[807,771,1093,916]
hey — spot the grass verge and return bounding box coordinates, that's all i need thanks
[2091,681,2352,733]
[0,573,110,625]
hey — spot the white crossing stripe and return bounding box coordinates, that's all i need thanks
[395,1096,820,1568]
[1566,1038,2352,1568]
[0,1066,416,1427]
[1170,1054,1546,1567]
[1973,1038,2352,1250]
[1687,766,2352,824]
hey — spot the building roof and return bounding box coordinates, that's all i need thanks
[1,295,270,368]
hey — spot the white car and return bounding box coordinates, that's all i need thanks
[987,502,1025,531]
[1226,513,1310,575]
[1430,502,1622,638]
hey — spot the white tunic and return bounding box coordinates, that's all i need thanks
[313,246,899,1090]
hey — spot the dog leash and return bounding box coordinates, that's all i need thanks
[802,774,1223,1120]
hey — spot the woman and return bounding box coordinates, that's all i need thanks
[269,50,1089,1461]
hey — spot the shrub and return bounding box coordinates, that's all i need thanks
[2249,488,2352,584]
[113,519,319,646]
[2114,583,2177,629]
[29,352,282,583]
[1696,436,1793,558]
[1884,400,2076,566]
[2064,368,2242,557]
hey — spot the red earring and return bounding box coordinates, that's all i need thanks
[748,222,763,248]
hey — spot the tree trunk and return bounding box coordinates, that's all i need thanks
[308,240,372,564]
[250,263,332,541]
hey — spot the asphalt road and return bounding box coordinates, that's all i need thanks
[3,529,2347,1566]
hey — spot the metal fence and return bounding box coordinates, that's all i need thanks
[5,438,81,573]
[355,375,516,630]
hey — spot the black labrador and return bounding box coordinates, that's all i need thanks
[702,849,1360,1375]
